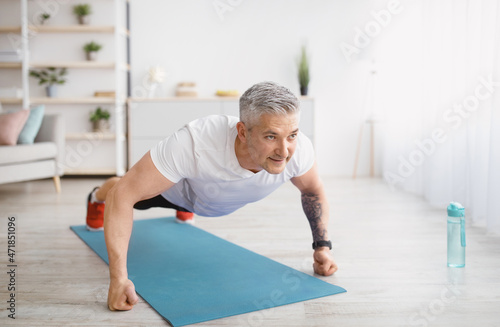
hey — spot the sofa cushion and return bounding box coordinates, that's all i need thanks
[0,142,57,165]
[0,110,29,145]
[18,105,45,144]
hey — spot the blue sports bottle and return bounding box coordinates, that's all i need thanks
[447,202,466,268]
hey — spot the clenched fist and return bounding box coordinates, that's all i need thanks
[108,278,139,311]
[313,248,338,276]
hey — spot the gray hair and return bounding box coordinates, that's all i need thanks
[239,81,300,128]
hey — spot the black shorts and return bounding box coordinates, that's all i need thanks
[133,194,191,213]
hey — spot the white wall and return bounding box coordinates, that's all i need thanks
[128,0,406,176]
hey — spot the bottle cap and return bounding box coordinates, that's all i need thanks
[447,202,465,217]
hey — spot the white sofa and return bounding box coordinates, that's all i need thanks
[0,114,65,192]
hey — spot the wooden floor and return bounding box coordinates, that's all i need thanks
[0,177,499,326]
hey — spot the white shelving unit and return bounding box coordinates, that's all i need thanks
[0,0,130,176]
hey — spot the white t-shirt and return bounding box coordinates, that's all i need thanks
[150,115,315,217]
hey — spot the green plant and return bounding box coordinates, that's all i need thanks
[29,67,67,86]
[73,4,92,17]
[298,46,310,88]
[90,107,110,122]
[83,41,102,53]
[40,13,50,23]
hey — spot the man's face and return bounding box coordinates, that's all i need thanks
[245,113,299,174]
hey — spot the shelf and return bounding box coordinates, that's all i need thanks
[0,62,22,69]
[129,96,312,102]
[0,98,22,104]
[30,97,117,105]
[30,62,117,69]
[0,26,21,33]
[28,25,121,34]
[66,132,116,140]
[0,62,129,70]
[64,168,116,176]
[28,25,129,36]
[129,96,241,102]
[26,25,130,36]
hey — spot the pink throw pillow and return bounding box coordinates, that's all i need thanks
[0,110,30,145]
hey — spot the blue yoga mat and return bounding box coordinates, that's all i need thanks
[71,217,346,326]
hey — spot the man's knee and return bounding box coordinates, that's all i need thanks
[97,176,122,201]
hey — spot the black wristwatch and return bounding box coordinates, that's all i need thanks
[312,240,332,250]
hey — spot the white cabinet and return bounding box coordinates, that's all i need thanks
[128,97,314,168]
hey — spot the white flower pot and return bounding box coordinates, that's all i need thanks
[92,119,110,133]
[78,15,90,25]
[86,51,97,61]
[45,85,56,97]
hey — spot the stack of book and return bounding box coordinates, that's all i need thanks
[176,82,198,97]
[0,50,22,62]
[94,91,115,98]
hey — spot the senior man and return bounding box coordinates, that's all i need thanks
[85,81,338,311]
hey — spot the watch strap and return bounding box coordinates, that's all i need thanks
[312,240,332,250]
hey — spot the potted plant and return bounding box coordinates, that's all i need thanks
[73,4,92,25]
[39,13,51,25]
[29,67,67,97]
[83,41,102,61]
[298,46,310,96]
[90,107,111,132]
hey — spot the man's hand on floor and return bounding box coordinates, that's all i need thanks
[108,278,139,311]
[313,248,338,276]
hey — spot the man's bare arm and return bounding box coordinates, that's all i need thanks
[291,162,338,276]
[104,151,175,310]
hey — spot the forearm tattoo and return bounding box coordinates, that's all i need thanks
[301,193,327,242]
